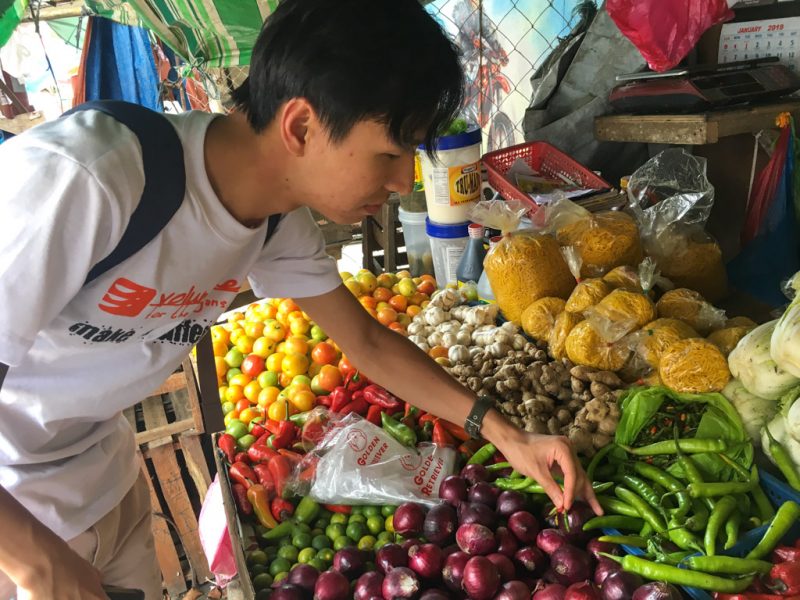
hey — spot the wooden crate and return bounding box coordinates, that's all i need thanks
[361,195,410,275]
[124,358,213,599]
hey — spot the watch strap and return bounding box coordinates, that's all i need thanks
[465,396,493,439]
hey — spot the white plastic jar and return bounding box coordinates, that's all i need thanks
[419,128,482,224]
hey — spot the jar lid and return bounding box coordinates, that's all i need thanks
[468,223,485,239]
[419,128,482,152]
[425,218,470,239]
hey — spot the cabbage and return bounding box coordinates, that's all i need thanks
[728,320,799,400]
[772,291,800,379]
[761,412,800,468]
[722,380,778,447]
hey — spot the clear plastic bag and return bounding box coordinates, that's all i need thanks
[287,412,456,507]
[659,338,731,393]
[622,318,699,380]
[583,288,656,343]
[520,297,566,341]
[655,288,726,336]
[565,320,632,372]
[549,311,583,360]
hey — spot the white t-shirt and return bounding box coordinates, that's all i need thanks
[0,110,342,540]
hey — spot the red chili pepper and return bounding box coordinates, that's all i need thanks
[268,455,291,498]
[432,420,456,447]
[773,547,800,563]
[298,457,319,483]
[233,451,250,465]
[264,419,283,435]
[247,444,278,464]
[252,464,275,498]
[366,404,382,426]
[441,420,470,442]
[340,392,369,416]
[250,423,267,439]
[362,384,402,411]
[231,483,253,516]
[229,461,256,489]
[770,562,800,595]
[330,386,351,413]
[317,394,332,408]
[277,448,304,469]
[270,420,297,450]
[271,497,295,522]
[323,504,352,514]
[418,413,437,425]
[345,370,367,392]
[217,434,237,464]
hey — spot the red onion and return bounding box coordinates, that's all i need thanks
[514,546,547,575]
[565,582,601,600]
[288,564,320,593]
[423,504,458,545]
[532,582,567,600]
[461,463,490,485]
[376,544,408,574]
[333,547,366,577]
[495,527,519,558]
[593,558,622,587]
[408,543,444,580]
[442,544,460,558]
[354,572,385,600]
[468,482,499,508]
[537,529,569,555]
[382,566,419,600]
[555,502,594,543]
[508,511,539,544]
[631,582,682,600]
[463,556,501,600]
[486,553,515,581]
[442,551,470,592]
[313,570,350,600]
[549,545,592,586]
[271,584,306,600]
[496,491,527,517]
[419,590,450,600]
[586,539,620,562]
[439,476,469,506]
[494,581,531,600]
[456,523,497,555]
[394,502,427,536]
[401,538,423,553]
[458,501,497,528]
[601,571,644,600]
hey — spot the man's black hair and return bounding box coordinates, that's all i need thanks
[231,0,464,151]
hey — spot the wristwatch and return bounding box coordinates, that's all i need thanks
[465,395,493,439]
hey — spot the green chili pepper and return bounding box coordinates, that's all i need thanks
[486,461,511,471]
[746,500,800,560]
[688,466,759,498]
[751,485,776,522]
[609,555,753,592]
[467,442,497,465]
[583,515,643,532]
[509,470,524,479]
[587,443,615,482]
[597,496,640,518]
[523,480,613,495]
[294,496,320,524]
[666,517,703,553]
[716,452,752,481]
[261,519,294,541]
[640,522,654,537]
[724,509,742,550]
[704,495,737,556]
[615,487,667,534]
[381,412,417,447]
[631,461,691,519]
[660,551,694,565]
[685,499,709,532]
[623,438,726,456]
[683,555,772,575]
[765,427,800,491]
[597,535,646,548]
[494,476,534,491]
[621,474,664,514]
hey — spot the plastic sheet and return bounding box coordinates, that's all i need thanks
[288,412,456,507]
[607,0,733,72]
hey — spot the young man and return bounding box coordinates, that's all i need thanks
[0,0,599,597]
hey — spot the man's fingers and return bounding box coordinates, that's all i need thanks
[551,439,578,510]
[532,466,564,510]
[583,477,604,515]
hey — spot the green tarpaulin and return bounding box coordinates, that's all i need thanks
[85,0,277,67]
[0,0,26,48]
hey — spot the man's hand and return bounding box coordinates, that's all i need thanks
[14,539,107,600]
[493,426,603,515]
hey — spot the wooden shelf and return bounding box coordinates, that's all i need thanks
[594,99,800,145]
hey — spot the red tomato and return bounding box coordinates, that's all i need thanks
[311,342,337,365]
[338,355,356,376]
[240,354,266,377]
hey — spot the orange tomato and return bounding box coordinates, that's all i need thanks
[225,385,245,403]
[235,335,255,354]
[308,362,323,378]
[211,325,230,346]
[244,321,265,339]
[284,336,309,356]
[289,317,311,336]
[339,355,356,376]
[420,274,436,283]
[268,399,291,421]
[262,320,286,343]
[396,313,412,327]
[229,328,244,345]
[372,287,393,303]
[377,307,398,326]
[218,385,228,402]
[278,298,300,316]
[252,337,275,358]
[257,386,280,408]
[290,390,316,413]
[282,353,310,378]
[366,308,378,319]
[262,304,278,319]
[229,373,252,388]
[244,381,262,403]
[235,399,250,414]
[279,372,294,388]
[239,407,259,424]
[359,296,378,311]
[265,352,285,373]
[214,356,228,378]
[212,341,228,358]
[311,341,338,365]
[388,295,408,313]
[317,364,343,392]
[228,312,245,326]
[409,292,428,306]
[388,322,407,335]
[406,305,422,318]
[429,346,448,360]
[417,280,436,296]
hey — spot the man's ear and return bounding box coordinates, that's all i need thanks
[279,98,318,157]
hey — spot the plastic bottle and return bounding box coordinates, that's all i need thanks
[456,224,486,285]
[477,236,501,302]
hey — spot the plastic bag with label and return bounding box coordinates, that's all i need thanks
[287,412,456,507]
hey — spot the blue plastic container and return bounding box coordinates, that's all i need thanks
[603,470,800,599]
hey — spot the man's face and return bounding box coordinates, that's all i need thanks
[297,119,418,224]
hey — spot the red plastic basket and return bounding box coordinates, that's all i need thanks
[483,141,610,214]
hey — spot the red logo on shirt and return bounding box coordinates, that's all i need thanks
[98,278,157,316]
[214,279,241,293]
